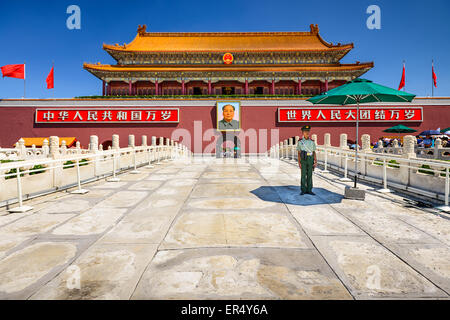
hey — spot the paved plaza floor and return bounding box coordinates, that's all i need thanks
[0,157,449,300]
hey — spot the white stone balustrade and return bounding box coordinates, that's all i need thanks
[0,134,193,208]
[271,132,450,206]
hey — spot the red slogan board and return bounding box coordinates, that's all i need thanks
[278,107,423,122]
[35,108,179,123]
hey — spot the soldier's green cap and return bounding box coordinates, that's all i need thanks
[301,125,311,131]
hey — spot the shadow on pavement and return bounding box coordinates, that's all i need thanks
[251,185,343,206]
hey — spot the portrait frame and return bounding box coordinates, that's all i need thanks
[216,101,241,132]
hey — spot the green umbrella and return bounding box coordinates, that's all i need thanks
[383,124,417,133]
[307,78,416,189]
[441,127,450,134]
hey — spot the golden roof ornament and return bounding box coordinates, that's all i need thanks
[137,24,147,36]
[310,24,319,35]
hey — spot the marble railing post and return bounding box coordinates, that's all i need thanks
[284,139,288,159]
[322,134,331,173]
[402,135,416,159]
[112,134,120,149]
[142,135,147,147]
[339,134,349,168]
[128,134,135,148]
[165,138,170,160]
[288,138,293,160]
[324,133,331,147]
[61,140,67,156]
[17,138,26,158]
[361,134,371,152]
[392,139,399,148]
[30,144,36,158]
[151,136,157,162]
[340,134,349,149]
[294,136,300,160]
[377,139,384,153]
[42,139,49,156]
[89,135,99,176]
[434,138,442,159]
[49,136,59,157]
[75,141,81,154]
[89,135,98,153]
[279,141,284,159]
[400,135,417,187]
[311,134,318,146]
[360,134,371,176]
[48,136,63,188]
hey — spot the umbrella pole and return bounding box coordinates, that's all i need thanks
[354,100,359,188]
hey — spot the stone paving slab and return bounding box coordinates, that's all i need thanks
[310,235,447,299]
[131,248,352,300]
[161,211,310,249]
[0,158,449,300]
[30,243,158,300]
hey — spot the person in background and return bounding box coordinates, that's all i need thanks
[423,135,433,148]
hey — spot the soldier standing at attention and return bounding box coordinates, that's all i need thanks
[297,125,317,195]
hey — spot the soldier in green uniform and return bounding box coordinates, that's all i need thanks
[297,125,317,195]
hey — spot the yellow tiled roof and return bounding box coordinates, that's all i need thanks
[19,137,77,147]
[103,24,353,53]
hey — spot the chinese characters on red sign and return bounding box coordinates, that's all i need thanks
[278,107,423,122]
[35,108,179,123]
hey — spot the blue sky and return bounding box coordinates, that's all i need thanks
[0,0,449,98]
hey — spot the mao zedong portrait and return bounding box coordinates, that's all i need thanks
[218,103,240,130]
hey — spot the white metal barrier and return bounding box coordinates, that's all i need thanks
[0,142,192,212]
[270,138,450,211]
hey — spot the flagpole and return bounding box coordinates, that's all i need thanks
[432,60,434,98]
[23,62,26,99]
[52,61,54,99]
[403,60,406,92]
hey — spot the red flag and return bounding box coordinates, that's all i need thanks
[46,66,54,89]
[432,64,437,88]
[1,64,25,79]
[398,63,405,91]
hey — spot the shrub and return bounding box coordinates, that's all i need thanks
[29,164,46,175]
[63,160,75,169]
[63,159,89,169]
[418,164,434,175]
[387,160,400,168]
[373,159,400,168]
[4,168,25,180]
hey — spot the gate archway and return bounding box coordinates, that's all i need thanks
[215,133,241,158]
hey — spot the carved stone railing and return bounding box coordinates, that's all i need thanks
[0,134,192,212]
[269,133,449,209]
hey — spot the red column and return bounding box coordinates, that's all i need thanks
[297,80,302,95]
[128,80,132,95]
[245,79,249,95]
[181,80,185,95]
[271,80,275,95]
[102,81,106,96]
[155,80,159,96]
[208,79,212,95]
[325,79,329,92]
[106,83,110,96]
